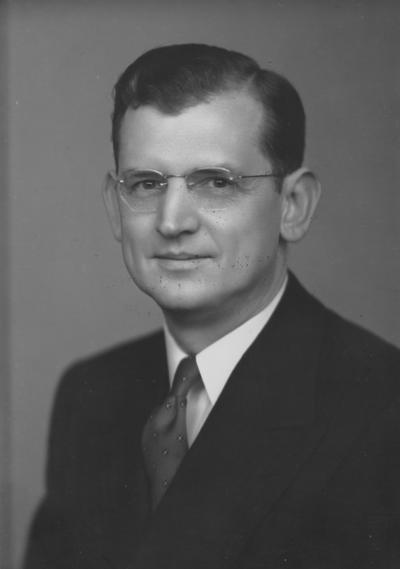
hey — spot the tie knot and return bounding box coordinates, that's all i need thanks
[171,356,201,399]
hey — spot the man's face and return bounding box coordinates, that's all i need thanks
[110,91,286,323]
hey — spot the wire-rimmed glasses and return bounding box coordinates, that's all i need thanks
[109,167,280,213]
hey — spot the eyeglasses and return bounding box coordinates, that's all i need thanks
[110,167,280,212]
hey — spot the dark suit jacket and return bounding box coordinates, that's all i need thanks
[24,274,400,569]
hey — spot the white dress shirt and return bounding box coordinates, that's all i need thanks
[164,277,287,446]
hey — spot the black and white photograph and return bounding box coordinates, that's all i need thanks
[1,1,400,568]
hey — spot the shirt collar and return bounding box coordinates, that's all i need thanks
[164,276,287,405]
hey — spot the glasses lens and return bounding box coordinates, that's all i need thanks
[120,170,166,211]
[123,171,166,194]
[186,169,240,210]
[187,169,236,190]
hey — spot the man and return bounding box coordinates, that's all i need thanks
[24,44,400,569]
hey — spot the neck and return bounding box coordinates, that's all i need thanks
[163,265,287,355]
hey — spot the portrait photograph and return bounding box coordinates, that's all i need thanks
[1,1,399,568]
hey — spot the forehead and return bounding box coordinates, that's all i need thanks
[118,91,268,172]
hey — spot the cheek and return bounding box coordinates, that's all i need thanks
[119,217,150,269]
[217,203,281,270]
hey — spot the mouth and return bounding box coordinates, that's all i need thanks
[154,252,211,269]
[155,252,210,261]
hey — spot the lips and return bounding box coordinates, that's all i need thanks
[155,252,208,260]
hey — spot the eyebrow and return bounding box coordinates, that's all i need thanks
[120,163,241,176]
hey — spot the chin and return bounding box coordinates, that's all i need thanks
[143,282,217,314]
[151,292,210,313]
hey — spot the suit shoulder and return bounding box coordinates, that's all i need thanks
[68,328,164,371]
[324,307,400,370]
[55,329,165,402]
[288,274,400,376]
[319,307,400,418]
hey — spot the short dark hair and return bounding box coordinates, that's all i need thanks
[111,44,305,175]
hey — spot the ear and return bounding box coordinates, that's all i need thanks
[103,172,122,242]
[279,167,321,243]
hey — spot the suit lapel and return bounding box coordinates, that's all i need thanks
[98,332,170,569]
[131,276,332,568]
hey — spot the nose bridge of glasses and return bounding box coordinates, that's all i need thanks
[166,173,195,190]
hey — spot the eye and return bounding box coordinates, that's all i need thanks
[123,172,165,194]
[136,179,159,191]
[190,170,236,191]
[209,176,233,188]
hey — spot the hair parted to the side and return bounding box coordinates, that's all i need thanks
[111,43,305,175]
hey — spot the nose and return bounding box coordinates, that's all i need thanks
[156,179,200,238]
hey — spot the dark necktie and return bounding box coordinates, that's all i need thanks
[141,356,201,509]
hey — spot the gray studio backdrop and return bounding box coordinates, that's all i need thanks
[3,0,400,567]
